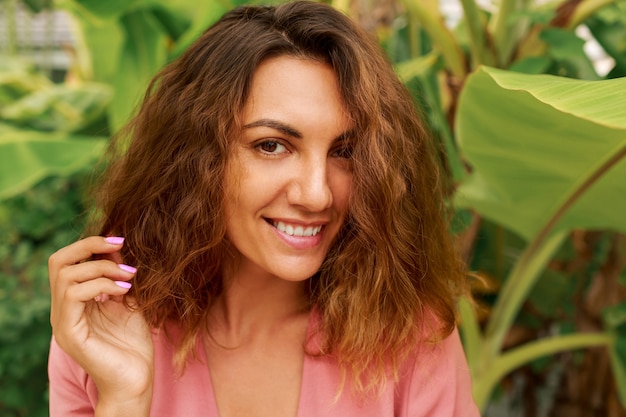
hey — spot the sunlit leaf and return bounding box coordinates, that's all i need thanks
[72,0,141,19]
[395,53,440,82]
[79,19,125,83]
[0,83,111,132]
[168,0,230,59]
[455,66,626,241]
[110,9,169,131]
[0,128,106,201]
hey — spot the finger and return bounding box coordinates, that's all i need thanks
[51,261,136,324]
[49,236,126,285]
[56,260,137,285]
[102,250,124,264]
[53,278,133,332]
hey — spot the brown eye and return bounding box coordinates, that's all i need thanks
[261,141,278,152]
[256,140,287,155]
[332,144,353,159]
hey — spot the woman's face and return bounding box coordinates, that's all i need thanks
[223,56,353,283]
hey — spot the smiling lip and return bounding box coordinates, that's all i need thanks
[272,221,323,237]
[266,219,326,249]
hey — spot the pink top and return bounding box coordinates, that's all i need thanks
[49,312,479,417]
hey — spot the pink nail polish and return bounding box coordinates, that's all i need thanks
[118,264,137,274]
[105,236,125,245]
[115,281,132,289]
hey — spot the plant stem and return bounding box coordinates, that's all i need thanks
[489,0,517,66]
[401,0,466,80]
[459,0,493,68]
[527,140,626,263]
[485,139,626,356]
[408,14,421,60]
[458,297,482,376]
[419,71,466,183]
[473,332,613,409]
[484,231,567,357]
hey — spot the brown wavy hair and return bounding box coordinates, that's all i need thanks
[91,0,467,395]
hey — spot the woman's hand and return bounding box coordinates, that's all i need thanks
[49,236,154,414]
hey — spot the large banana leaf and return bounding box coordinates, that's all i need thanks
[455,66,626,242]
[66,0,227,131]
[0,126,106,200]
[109,10,168,131]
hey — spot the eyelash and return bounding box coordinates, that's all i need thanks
[254,140,289,156]
[253,139,353,160]
[331,144,353,159]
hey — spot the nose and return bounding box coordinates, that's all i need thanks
[287,156,333,212]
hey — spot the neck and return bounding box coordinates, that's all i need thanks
[208,261,309,347]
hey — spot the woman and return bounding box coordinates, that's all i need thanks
[48,2,479,416]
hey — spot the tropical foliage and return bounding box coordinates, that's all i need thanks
[375,0,626,414]
[1,0,625,415]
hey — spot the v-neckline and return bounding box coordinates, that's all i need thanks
[199,309,318,417]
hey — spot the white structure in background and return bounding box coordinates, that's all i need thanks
[0,1,74,77]
[0,0,615,77]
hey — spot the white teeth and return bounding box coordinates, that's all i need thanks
[273,221,322,237]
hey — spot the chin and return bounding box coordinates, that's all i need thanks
[270,261,324,283]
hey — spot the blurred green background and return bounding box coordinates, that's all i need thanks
[1,0,626,415]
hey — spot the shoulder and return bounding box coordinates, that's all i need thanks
[395,327,480,417]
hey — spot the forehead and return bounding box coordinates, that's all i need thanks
[241,56,351,133]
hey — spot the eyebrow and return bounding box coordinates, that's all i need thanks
[243,118,355,144]
[243,119,303,139]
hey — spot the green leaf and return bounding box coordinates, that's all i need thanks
[0,129,107,201]
[540,28,599,80]
[79,19,125,83]
[455,66,626,241]
[586,4,626,78]
[450,208,473,235]
[508,56,552,74]
[0,83,111,132]
[110,9,169,131]
[0,59,52,106]
[395,53,440,82]
[149,3,192,41]
[168,0,230,60]
[527,268,574,317]
[22,0,51,13]
[72,0,141,19]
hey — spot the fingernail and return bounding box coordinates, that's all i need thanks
[115,281,132,289]
[105,236,125,245]
[118,264,137,274]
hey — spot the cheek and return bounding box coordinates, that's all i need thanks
[226,162,283,214]
[330,172,353,215]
